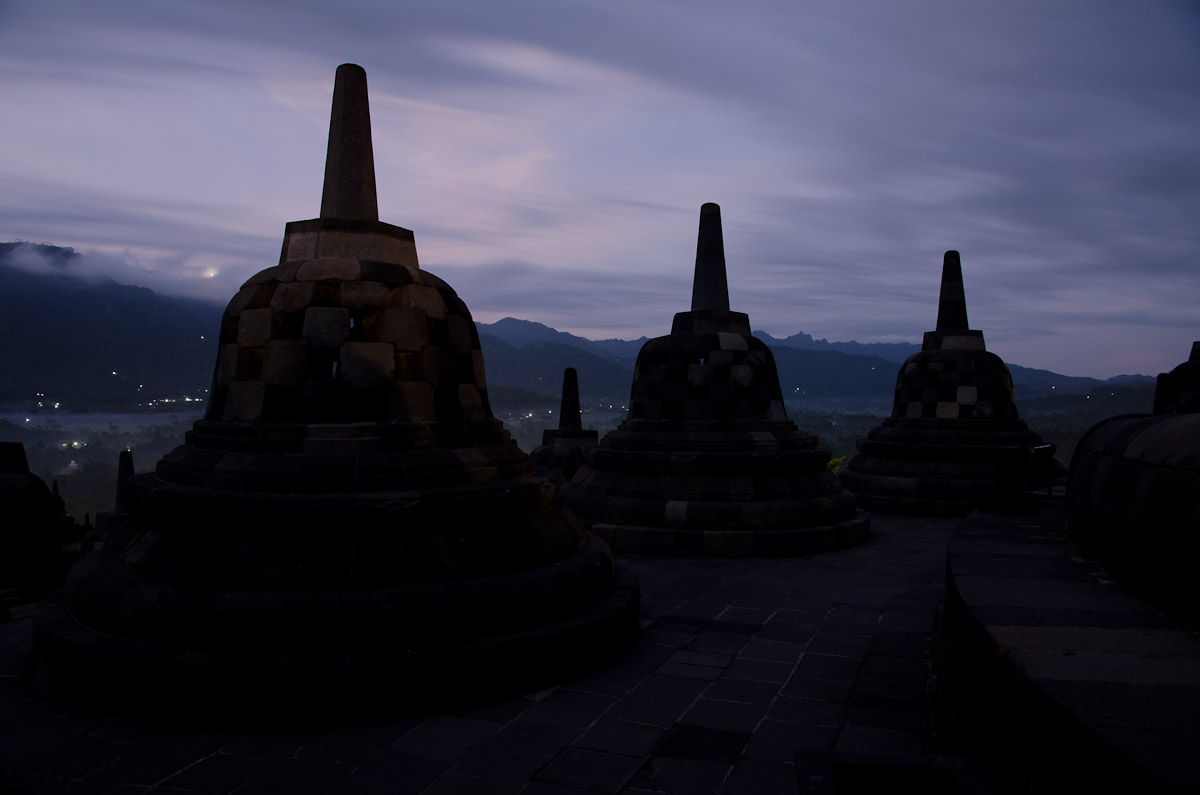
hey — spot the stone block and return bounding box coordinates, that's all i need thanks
[421,346,455,389]
[731,365,754,387]
[388,382,435,421]
[223,381,266,422]
[936,402,960,419]
[665,500,688,526]
[394,351,419,381]
[225,285,259,316]
[238,308,276,347]
[708,350,734,367]
[262,341,308,386]
[303,307,350,348]
[380,235,420,268]
[236,347,265,380]
[340,343,395,387]
[448,315,473,354]
[458,384,485,420]
[340,280,390,310]
[717,332,748,351]
[399,285,447,320]
[957,385,978,405]
[376,308,428,351]
[471,350,487,388]
[942,334,987,351]
[280,230,319,262]
[214,344,239,388]
[270,281,316,314]
[296,257,361,282]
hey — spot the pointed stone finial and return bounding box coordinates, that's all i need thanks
[691,203,731,313]
[320,64,379,222]
[115,449,135,512]
[558,368,583,431]
[935,250,969,331]
[118,450,134,482]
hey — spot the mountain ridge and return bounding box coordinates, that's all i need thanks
[0,244,1155,413]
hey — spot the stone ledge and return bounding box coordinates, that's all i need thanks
[939,501,1200,793]
[591,510,870,557]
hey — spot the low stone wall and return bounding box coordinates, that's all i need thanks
[939,502,1200,793]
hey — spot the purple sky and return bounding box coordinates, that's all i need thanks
[1,1,1198,378]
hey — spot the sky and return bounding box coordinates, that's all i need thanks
[1,1,1198,379]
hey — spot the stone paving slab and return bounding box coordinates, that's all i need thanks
[0,515,959,794]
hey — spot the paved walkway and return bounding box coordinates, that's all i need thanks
[0,515,960,795]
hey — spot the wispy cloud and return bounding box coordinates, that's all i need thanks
[0,0,1196,378]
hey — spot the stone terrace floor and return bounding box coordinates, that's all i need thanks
[0,515,963,795]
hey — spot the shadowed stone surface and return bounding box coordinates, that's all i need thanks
[1,513,963,794]
[31,64,638,718]
[942,502,1200,794]
[1067,340,1200,628]
[840,251,1057,516]
[0,443,76,606]
[532,368,599,481]
[563,204,868,556]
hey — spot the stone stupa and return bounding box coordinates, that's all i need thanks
[33,64,638,717]
[563,203,869,556]
[840,251,1056,515]
[531,367,599,481]
[1068,341,1200,627]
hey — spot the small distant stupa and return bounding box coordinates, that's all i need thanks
[33,64,638,716]
[563,203,869,555]
[531,367,598,480]
[840,251,1055,515]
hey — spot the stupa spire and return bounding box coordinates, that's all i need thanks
[320,63,379,221]
[690,203,730,312]
[558,368,583,431]
[935,250,969,331]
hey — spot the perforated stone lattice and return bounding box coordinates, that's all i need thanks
[628,332,787,424]
[892,347,1018,421]
[206,258,489,425]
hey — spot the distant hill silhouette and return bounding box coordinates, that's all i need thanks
[0,245,1154,415]
[476,334,633,408]
[478,315,1152,408]
[755,329,919,363]
[0,245,220,409]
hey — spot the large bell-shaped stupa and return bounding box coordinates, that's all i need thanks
[33,64,638,716]
[840,251,1056,515]
[563,203,869,556]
